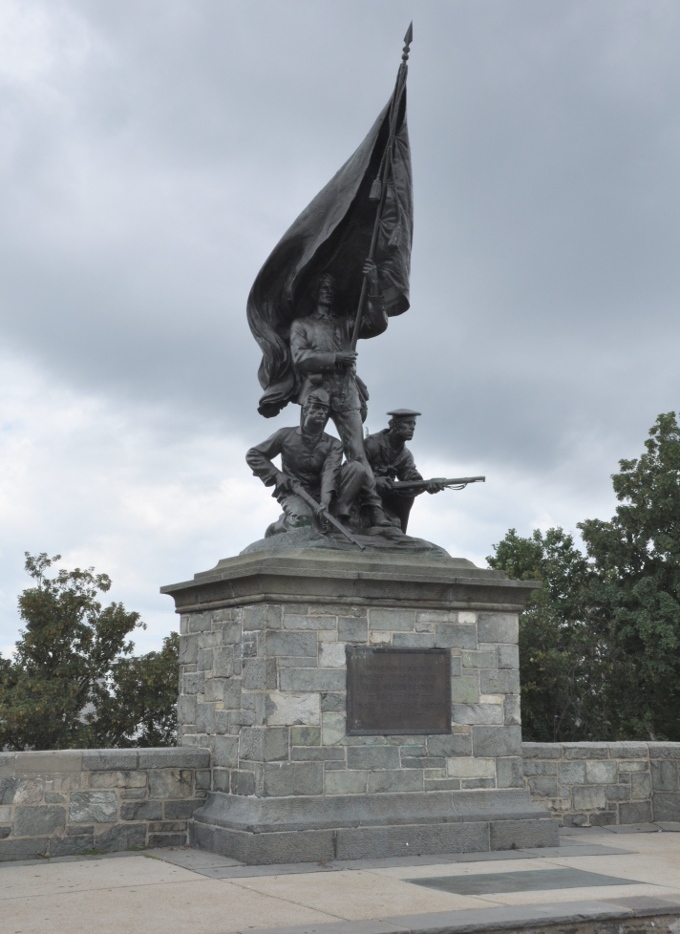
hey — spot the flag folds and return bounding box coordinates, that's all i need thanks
[247,87,413,418]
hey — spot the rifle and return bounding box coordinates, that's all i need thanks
[288,480,365,551]
[389,476,486,493]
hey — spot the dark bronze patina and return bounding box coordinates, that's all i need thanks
[365,411,485,533]
[243,27,485,551]
[246,389,370,542]
[246,28,414,422]
[346,646,451,735]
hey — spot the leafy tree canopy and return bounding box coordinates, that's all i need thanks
[488,527,603,742]
[95,632,179,748]
[579,411,680,739]
[489,412,680,742]
[0,554,178,750]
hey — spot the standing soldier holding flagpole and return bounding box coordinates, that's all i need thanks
[246,26,415,532]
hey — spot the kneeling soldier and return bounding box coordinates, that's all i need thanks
[364,409,446,533]
[246,389,369,537]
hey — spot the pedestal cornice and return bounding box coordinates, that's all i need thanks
[161,549,539,614]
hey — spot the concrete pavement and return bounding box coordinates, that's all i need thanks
[2,825,680,934]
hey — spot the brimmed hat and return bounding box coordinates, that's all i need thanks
[387,408,421,418]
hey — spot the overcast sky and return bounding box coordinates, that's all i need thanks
[2,0,679,656]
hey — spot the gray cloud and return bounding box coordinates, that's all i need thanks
[1,0,679,649]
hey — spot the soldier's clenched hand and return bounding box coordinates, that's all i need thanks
[335,351,358,368]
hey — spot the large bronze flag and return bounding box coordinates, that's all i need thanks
[247,78,413,418]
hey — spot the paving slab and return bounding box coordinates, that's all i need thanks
[0,874,337,934]
[472,881,675,907]
[600,822,662,834]
[407,868,636,896]
[197,863,341,880]
[231,870,487,918]
[372,857,561,880]
[153,842,633,880]
[247,923,409,934]
[444,849,540,863]
[516,844,636,857]
[0,854,199,898]
[146,846,242,871]
[377,900,635,933]
[605,895,680,916]
[1,829,679,934]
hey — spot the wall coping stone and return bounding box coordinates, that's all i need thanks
[0,748,210,771]
[0,750,84,772]
[522,744,563,759]
[82,750,140,770]
[523,742,680,755]
[648,743,680,758]
[137,748,210,769]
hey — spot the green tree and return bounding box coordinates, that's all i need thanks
[94,632,179,747]
[579,411,680,740]
[488,527,610,741]
[489,412,680,742]
[0,554,178,750]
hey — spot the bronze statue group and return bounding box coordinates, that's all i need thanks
[244,29,482,549]
[246,260,448,543]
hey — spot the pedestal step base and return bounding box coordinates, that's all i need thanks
[190,790,559,864]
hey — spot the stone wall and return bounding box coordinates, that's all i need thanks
[523,742,680,827]
[179,602,525,797]
[0,747,209,861]
[3,740,678,862]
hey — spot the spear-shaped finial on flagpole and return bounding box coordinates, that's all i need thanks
[352,25,413,349]
[402,21,413,65]
[369,23,413,202]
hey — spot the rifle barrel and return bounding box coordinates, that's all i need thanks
[391,476,486,491]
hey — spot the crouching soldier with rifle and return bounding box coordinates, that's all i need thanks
[364,409,485,533]
[246,389,366,547]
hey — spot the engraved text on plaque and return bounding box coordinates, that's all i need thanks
[346,647,451,735]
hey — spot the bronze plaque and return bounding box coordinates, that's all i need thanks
[346,647,451,735]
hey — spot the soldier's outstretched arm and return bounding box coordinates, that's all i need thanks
[245,429,287,487]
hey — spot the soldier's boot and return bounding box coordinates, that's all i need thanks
[367,504,394,528]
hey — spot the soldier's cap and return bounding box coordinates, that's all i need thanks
[305,389,331,409]
[387,408,422,418]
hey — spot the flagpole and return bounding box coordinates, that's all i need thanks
[350,23,413,351]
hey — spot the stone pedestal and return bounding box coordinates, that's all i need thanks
[162,550,558,863]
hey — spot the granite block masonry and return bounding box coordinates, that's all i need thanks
[523,742,680,827]
[0,747,209,860]
[162,549,558,864]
